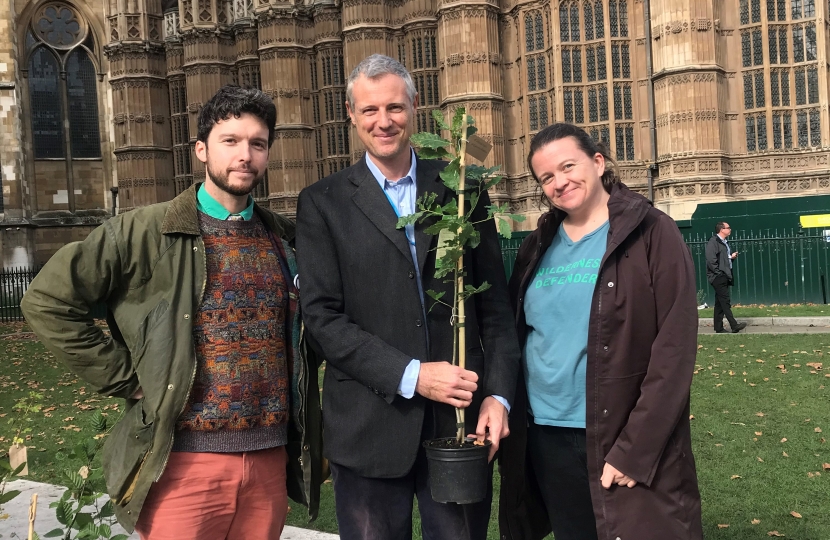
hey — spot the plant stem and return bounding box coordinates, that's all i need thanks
[455,120,469,443]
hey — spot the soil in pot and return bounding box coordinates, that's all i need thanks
[423,437,491,504]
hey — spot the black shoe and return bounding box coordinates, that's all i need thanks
[732,322,747,333]
[715,329,729,334]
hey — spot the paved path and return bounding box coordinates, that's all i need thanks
[0,479,338,539]
[697,316,830,334]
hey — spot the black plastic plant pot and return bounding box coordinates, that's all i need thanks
[423,437,492,504]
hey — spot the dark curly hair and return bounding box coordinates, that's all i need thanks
[197,84,277,146]
[527,123,620,209]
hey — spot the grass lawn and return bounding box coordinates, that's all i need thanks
[1,333,828,539]
[698,304,830,318]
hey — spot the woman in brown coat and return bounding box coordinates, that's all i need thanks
[498,123,703,540]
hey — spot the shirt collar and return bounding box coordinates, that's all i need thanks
[196,183,254,220]
[365,148,417,189]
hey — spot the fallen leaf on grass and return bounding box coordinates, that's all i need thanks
[783,452,789,457]
[767,531,785,537]
[717,524,729,529]
[757,457,764,462]
[752,519,761,525]
[806,362,823,369]
[816,427,823,433]
[689,415,695,420]
[790,511,802,518]
[730,475,741,480]
[823,463,830,470]
[781,438,788,443]
[756,412,766,417]
[755,431,763,436]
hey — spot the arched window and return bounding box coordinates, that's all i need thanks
[26,3,101,159]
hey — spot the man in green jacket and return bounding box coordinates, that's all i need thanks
[21,85,322,539]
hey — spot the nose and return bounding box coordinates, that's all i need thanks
[237,141,253,163]
[376,109,393,129]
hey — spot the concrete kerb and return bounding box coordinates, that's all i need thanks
[698,316,830,327]
[0,479,339,539]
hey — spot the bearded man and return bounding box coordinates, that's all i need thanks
[21,84,322,540]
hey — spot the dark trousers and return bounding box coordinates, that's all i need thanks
[711,274,738,332]
[527,423,598,540]
[330,444,492,540]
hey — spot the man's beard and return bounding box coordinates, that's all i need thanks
[206,161,265,197]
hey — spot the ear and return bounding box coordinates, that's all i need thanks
[593,152,606,178]
[346,101,356,125]
[195,140,208,164]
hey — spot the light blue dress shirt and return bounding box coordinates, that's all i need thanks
[365,151,510,412]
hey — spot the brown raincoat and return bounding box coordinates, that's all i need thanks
[499,183,703,540]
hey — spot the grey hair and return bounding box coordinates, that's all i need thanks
[346,54,417,110]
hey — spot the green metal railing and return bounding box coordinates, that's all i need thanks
[499,229,830,306]
[685,229,830,306]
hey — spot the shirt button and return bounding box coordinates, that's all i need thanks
[416,319,423,327]
[608,282,615,288]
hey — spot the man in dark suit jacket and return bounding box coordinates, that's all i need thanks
[296,54,521,539]
[705,221,746,333]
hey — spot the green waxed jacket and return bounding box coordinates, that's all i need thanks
[20,184,323,532]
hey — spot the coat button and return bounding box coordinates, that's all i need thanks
[168,384,174,390]
[608,282,614,288]
[193,246,198,252]
[603,409,609,416]
[409,270,415,279]
[184,314,190,319]
[416,319,423,327]
[303,444,309,451]
[603,345,609,351]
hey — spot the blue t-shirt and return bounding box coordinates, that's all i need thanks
[523,220,609,428]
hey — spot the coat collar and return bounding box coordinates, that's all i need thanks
[349,155,449,272]
[160,183,294,241]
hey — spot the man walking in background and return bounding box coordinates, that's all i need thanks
[706,221,747,333]
[21,85,321,539]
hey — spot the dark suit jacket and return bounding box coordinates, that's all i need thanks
[705,234,733,284]
[296,156,521,478]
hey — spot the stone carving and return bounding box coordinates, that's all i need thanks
[673,162,695,174]
[698,160,720,172]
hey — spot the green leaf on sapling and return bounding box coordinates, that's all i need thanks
[411,132,450,150]
[432,109,451,131]
[497,217,513,239]
[397,212,423,229]
[416,146,452,161]
[439,160,461,191]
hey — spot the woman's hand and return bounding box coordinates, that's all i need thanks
[601,462,637,489]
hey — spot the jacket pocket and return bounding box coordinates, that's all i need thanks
[101,399,155,505]
[327,364,353,381]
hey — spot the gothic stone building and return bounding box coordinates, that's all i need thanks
[2,0,830,265]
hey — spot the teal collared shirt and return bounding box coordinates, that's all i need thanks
[196,183,254,220]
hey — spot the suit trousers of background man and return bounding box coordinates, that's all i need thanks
[711,274,739,332]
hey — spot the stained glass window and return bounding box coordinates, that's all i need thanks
[66,48,101,158]
[769,30,778,63]
[805,0,815,17]
[417,38,423,69]
[574,89,584,123]
[562,49,572,83]
[430,37,437,67]
[779,28,788,62]
[527,57,537,91]
[797,110,808,146]
[793,26,804,62]
[398,42,406,67]
[587,47,596,81]
[767,0,776,20]
[773,113,783,148]
[746,116,756,151]
[525,13,534,51]
[808,66,818,103]
[559,4,569,41]
[621,44,630,77]
[610,0,618,36]
[599,85,608,121]
[590,128,599,141]
[806,23,816,60]
[29,48,64,158]
[537,57,547,89]
[625,126,634,160]
[624,84,632,119]
[757,115,767,150]
[771,72,780,106]
[619,0,628,36]
[535,13,544,50]
[612,44,620,77]
[573,49,582,82]
[752,28,763,65]
[570,3,580,41]
[751,0,761,22]
[613,85,622,120]
[783,112,793,147]
[36,5,81,47]
[792,0,803,18]
[315,130,322,158]
[781,70,790,105]
[740,0,749,24]
[601,126,610,144]
[616,127,624,160]
[529,97,538,131]
[795,67,806,104]
[564,89,574,123]
[743,72,754,109]
[539,95,548,127]
[589,87,598,122]
[810,109,820,145]
[597,44,606,80]
[595,0,604,38]
[741,32,751,67]
[777,0,787,19]
[585,2,594,40]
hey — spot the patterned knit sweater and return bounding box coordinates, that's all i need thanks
[173,212,290,452]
